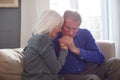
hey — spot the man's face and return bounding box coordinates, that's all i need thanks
[62,18,80,38]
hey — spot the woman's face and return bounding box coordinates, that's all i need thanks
[50,26,61,38]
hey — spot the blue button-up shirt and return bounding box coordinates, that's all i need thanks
[53,29,105,74]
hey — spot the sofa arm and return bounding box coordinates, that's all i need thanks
[96,40,115,60]
[0,48,24,80]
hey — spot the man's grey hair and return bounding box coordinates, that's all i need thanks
[64,10,82,25]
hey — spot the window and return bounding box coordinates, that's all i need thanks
[50,0,108,40]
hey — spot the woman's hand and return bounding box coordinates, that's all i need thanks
[59,36,70,50]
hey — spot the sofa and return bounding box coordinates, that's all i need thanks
[0,40,115,80]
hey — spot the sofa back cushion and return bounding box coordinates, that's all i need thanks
[96,40,115,59]
[0,40,115,80]
[0,48,24,80]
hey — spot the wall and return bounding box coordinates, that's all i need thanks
[21,0,37,48]
[0,0,21,48]
[21,0,49,47]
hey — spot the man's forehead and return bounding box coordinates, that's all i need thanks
[65,18,80,27]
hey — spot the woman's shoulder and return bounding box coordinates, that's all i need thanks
[24,34,52,51]
[31,34,51,41]
[28,34,52,47]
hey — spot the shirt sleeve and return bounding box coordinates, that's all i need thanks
[79,29,105,64]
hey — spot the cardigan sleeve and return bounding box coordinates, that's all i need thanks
[27,34,68,74]
[42,42,68,74]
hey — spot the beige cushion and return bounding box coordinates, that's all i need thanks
[96,40,115,59]
[0,40,115,80]
[0,48,24,80]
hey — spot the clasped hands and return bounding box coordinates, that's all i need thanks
[59,36,80,55]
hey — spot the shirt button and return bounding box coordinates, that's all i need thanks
[81,57,83,59]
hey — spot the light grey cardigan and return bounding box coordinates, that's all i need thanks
[22,34,68,80]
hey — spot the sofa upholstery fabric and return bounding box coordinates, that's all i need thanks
[0,40,115,80]
[0,48,24,80]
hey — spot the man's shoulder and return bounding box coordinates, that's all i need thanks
[79,28,90,32]
[77,28,90,34]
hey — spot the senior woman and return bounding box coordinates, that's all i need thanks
[22,10,68,80]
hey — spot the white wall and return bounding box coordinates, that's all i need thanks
[37,0,49,17]
[21,0,49,48]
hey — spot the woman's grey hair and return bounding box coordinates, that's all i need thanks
[32,9,64,35]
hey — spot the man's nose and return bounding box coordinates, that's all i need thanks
[69,29,74,36]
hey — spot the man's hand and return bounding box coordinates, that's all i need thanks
[59,36,80,55]
[67,37,80,55]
